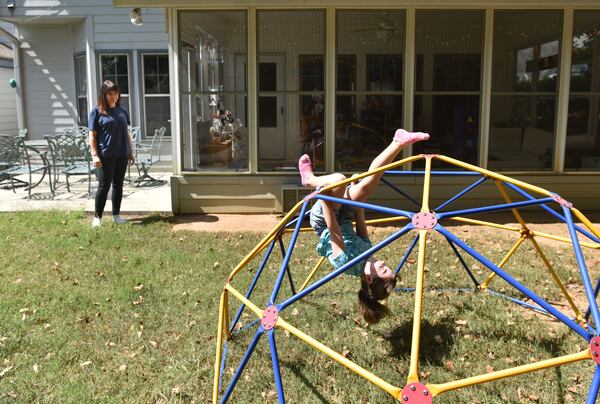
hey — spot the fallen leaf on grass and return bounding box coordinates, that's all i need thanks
[434,335,443,344]
[118,364,127,372]
[33,364,39,373]
[485,365,494,373]
[445,361,454,371]
[133,284,143,291]
[0,366,13,378]
[455,319,468,325]
[80,361,92,368]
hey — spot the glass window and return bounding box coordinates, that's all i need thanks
[99,53,131,113]
[142,54,171,138]
[565,11,600,171]
[412,10,484,168]
[257,10,325,172]
[178,11,248,171]
[488,11,562,171]
[336,11,405,171]
[74,54,87,126]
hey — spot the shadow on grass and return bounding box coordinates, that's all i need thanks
[283,360,330,404]
[133,213,175,226]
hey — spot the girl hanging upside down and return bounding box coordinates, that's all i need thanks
[298,129,430,324]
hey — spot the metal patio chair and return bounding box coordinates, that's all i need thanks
[133,126,166,186]
[0,134,53,199]
[64,126,89,139]
[45,134,94,197]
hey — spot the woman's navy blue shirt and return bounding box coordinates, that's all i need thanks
[88,106,131,158]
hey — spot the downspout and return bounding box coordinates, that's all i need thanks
[0,25,25,136]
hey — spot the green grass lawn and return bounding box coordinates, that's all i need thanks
[0,211,598,403]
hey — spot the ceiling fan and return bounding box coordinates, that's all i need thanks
[354,14,399,43]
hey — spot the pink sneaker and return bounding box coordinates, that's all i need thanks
[298,154,313,187]
[393,129,430,146]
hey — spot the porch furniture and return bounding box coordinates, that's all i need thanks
[0,134,53,199]
[64,126,90,138]
[45,134,94,197]
[126,126,141,182]
[133,126,166,186]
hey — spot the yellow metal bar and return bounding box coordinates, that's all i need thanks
[420,156,433,212]
[318,154,423,195]
[299,256,327,292]
[225,283,265,318]
[495,180,529,229]
[365,216,409,226]
[529,237,583,322]
[224,283,403,398]
[572,208,600,244]
[213,290,228,404]
[449,216,521,232]
[228,202,302,280]
[277,317,402,399]
[529,229,599,250]
[437,155,552,197]
[428,349,591,396]
[407,230,429,383]
[480,236,526,290]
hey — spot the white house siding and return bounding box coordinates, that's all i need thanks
[0,66,18,134]
[0,1,167,140]
[19,24,80,139]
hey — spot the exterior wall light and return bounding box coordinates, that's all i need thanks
[9,78,16,88]
[130,8,143,26]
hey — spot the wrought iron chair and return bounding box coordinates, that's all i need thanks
[126,126,141,182]
[133,126,166,186]
[64,126,89,138]
[0,134,52,199]
[45,134,94,197]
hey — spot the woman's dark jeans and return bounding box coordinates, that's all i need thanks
[94,156,128,218]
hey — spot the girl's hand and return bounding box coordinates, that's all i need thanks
[129,152,135,166]
[92,155,102,168]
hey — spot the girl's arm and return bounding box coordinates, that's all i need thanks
[127,130,135,165]
[355,207,368,239]
[89,130,102,168]
[322,200,345,258]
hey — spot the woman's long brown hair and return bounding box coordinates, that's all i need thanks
[98,80,121,115]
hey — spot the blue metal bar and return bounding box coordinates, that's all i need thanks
[394,234,419,277]
[438,226,590,340]
[585,276,600,323]
[229,240,277,335]
[269,331,286,403]
[316,193,413,218]
[587,365,600,404]
[444,236,480,287]
[435,176,487,212]
[486,289,549,315]
[218,342,229,391]
[220,329,263,403]
[277,237,297,295]
[269,200,309,305]
[385,170,481,176]
[233,319,260,336]
[280,224,414,311]
[380,177,421,208]
[503,182,600,244]
[437,197,555,219]
[564,207,600,329]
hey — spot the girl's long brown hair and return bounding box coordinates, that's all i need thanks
[98,80,121,115]
[357,270,397,324]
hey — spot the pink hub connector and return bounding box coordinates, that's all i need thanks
[400,382,433,403]
[261,305,279,331]
[412,212,438,230]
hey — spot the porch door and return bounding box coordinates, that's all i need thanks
[258,54,286,160]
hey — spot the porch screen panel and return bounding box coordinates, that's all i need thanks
[257,10,325,172]
[412,10,484,169]
[336,11,405,172]
[488,10,562,171]
[178,11,248,172]
[565,11,600,171]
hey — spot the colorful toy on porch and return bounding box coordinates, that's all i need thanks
[213,154,600,403]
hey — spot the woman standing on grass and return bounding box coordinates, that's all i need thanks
[88,80,135,228]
